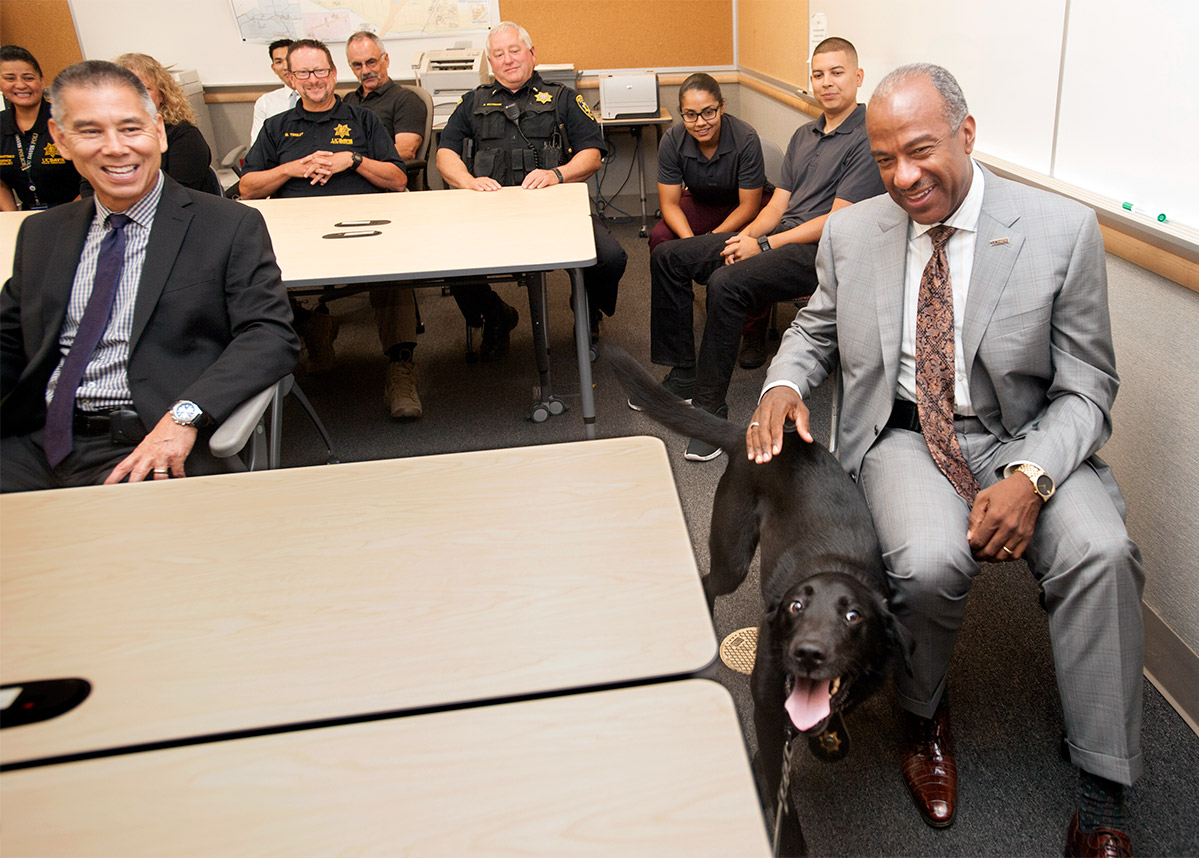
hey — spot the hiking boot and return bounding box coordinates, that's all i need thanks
[301,310,338,373]
[385,360,422,418]
[684,402,729,462]
[739,333,768,369]
[628,367,695,411]
[480,298,519,362]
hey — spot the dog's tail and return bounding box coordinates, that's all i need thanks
[607,345,745,452]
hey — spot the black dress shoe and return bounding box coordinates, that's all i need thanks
[900,700,957,828]
[1064,811,1133,857]
[480,299,519,362]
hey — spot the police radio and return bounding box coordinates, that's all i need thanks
[503,102,542,169]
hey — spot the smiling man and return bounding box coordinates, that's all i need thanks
[638,37,883,462]
[239,39,424,417]
[1,60,298,491]
[436,21,627,362]
[749,64,1143,856]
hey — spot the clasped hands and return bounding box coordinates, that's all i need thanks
[720,231,763,266]
[296,150,354,186]
[746,386,1044,564]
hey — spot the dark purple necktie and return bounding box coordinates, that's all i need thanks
[915,224,979,504]
[44,213,132,467]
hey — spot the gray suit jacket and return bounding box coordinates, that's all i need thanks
[1,177,300,472]
[765,166,1118,485]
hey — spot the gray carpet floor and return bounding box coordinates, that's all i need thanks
[279,216,1199,857]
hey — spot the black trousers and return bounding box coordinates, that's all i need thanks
[1,426,226,492]
[452,215,627,322]
[649,232,818,411]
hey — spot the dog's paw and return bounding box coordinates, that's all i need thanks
[807,711,851,762]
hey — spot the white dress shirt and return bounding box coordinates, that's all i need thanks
[249,86,299,148]
[895,159,986,415]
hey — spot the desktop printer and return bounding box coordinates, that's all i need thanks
[598,71,660,120]
[415,49,490,125]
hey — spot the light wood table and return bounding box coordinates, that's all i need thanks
[0,680,770,857]
[240,182,601,434]
[0,436,716,768]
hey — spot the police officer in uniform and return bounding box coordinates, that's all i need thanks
[437,21,626,362]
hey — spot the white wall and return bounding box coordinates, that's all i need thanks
[815,0,1199,230]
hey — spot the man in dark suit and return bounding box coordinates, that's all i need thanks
[1,61,299,491]
[749,65,1142,856]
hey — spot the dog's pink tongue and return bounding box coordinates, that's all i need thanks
[785,678,831,731]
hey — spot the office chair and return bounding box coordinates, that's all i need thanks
[761,137,785,187]
[403,84,435,191]
[210,374,338,471]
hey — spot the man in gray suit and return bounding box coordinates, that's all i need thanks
[747,65,1142,857]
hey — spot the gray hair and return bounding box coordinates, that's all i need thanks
[487,21,533,52]
[871,63,968,132]
[346,30,386,54]
[50,60,157,125]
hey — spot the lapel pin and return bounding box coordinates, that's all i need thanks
[989,237,1010,246]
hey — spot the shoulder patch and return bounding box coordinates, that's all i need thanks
[575,94,595,121]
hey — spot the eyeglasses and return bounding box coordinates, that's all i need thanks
[290,68,332,80]
[681,106,719,123]
[350,58,381,71]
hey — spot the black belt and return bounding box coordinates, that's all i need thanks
[72,408,147,443]
[887,399,978,435]
[886,399,923,434]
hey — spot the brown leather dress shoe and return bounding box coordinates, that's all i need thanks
[900,701,957,828]
[1064,811,1133,857]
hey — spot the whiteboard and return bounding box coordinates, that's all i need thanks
[818,0,1197,230]
[68,0,491,85]
[821,0,1067,175]
[1054,0,1199,229]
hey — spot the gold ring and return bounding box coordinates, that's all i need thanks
[1002,546,1014,555]
[153,468,168,474]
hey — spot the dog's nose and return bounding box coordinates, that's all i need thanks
[794,644,826,665]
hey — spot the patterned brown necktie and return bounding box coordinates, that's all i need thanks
[915,225,979,504]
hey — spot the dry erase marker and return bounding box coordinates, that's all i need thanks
[1121,202,1167,223]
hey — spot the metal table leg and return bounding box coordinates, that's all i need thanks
[570,267,597,439]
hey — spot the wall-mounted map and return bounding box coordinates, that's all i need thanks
[231,0,496,41]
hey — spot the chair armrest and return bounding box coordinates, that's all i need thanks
[210,383,276,459]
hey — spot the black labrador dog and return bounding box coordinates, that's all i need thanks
[612,347,911,856]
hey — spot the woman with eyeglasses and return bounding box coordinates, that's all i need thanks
[1,45,80,211]
[111,53,218,194]
[650,73,766,251]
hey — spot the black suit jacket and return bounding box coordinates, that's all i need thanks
[1,176,300,472]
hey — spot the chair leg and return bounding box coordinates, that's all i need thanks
[288,378,339,464]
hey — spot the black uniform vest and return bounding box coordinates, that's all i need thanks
[465,82,570,185]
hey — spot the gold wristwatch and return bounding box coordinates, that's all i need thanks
[1015,463,1055,501]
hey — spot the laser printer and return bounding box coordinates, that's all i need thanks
[598,71,660,120]
[415,49,490,124]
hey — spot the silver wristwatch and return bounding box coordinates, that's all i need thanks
[170,400,205,427]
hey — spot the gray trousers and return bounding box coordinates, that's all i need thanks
[859,420,1145,785]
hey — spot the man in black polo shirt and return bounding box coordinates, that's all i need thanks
[239,39,420,418]
[436,21,627,362]
[343,31,426,162]
[640,37,884,462]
